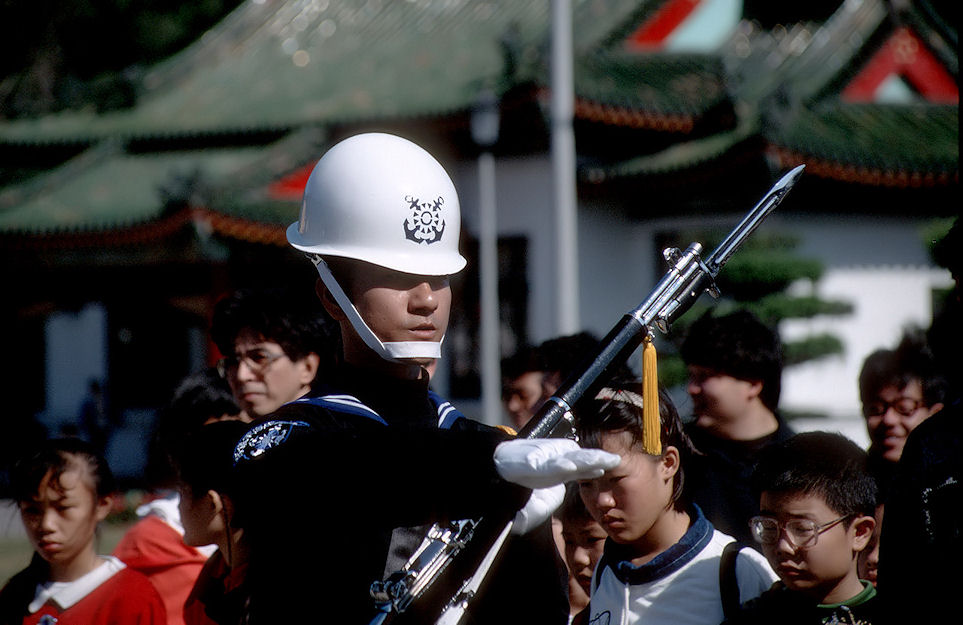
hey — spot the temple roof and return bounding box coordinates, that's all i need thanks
[0,0,639,143]
[0,0,956,241]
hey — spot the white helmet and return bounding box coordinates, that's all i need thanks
[286,133,466,363]
[287,132,466,275]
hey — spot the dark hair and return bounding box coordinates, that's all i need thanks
[210,286,337,363]
[576,378,695,512]
[145,368,242,488]
[679,310,783,412]
[751,431,877,519]
[11,438,115,503]
[536,332,634,393]
[537,332,601,381]
[171,420,250,499]
[858,327,947,410]
[557,482,594,526]
[501,345,542,381]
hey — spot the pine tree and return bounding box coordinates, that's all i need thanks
[655,230,854,388]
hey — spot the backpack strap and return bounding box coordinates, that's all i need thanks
[719,540,745,620]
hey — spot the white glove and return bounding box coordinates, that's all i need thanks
[494,438,621,490]
[511,484,565,535]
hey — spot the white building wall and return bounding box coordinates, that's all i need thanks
[43,302,108,433]
[457,155,660,350]
[457,157,950,437]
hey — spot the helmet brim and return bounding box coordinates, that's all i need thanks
[287,221,467,276]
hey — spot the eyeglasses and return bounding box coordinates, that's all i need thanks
[862,396,924,418]
[217,349,286,378]
[749,514,851,549]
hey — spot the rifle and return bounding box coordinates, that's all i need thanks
[367,164,806,625]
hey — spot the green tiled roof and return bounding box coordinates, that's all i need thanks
[590,0,957,183]
[0,0,644,144]
[0,147,277,233]
[575,51,727,117]
[0,0,956,238]
[768,103,958,178]
[0,125,327,234]
[582,115,759,181]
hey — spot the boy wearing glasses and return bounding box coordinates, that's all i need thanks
[723,431,879,624]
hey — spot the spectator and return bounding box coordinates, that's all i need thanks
[210,286,336,421]
[556,484,606,624]
[856,503,884,587]
[876,219,962,623]
[0,438,166,624]
[113,368,246,625]
[537,332,603,406]
[680,310,793,545]
[858,328,946,494]
[501,345,545,430]
[173,421,252,625]
[78,379,110,456]
[575,379,777,625]
[723,432,879,624]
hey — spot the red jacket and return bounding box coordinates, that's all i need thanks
[114,516,210,625]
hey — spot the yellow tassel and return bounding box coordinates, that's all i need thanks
[642,336,662,455]
[495,425,518,436]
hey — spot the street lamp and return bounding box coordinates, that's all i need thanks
[471,89,501,426]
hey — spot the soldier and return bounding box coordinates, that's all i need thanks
[230,133,616,623]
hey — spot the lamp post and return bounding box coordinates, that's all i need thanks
[471,89,501,426]
[551,0,580,334]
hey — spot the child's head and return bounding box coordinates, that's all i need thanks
[557,483,608,598]
[12,438,115,572]
[145,367,244,489]
[856,503,884,587]
[576,380,694,546]
[750,432,877,603]
[171,420,250,549]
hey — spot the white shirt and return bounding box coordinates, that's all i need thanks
[28,556,126,613]
[588,508,777,625]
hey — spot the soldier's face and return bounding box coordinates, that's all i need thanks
[336,262,452,369]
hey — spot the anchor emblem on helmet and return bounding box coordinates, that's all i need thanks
[403,195,446,245]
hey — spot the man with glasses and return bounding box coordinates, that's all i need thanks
[855,328,947,589]
[210,286,336,420]
[858,328,946,492]
[721,432,879,624]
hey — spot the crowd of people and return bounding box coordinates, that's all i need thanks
[0,133,958,625]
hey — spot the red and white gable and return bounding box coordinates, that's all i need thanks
[625,0,742,52]
[842,26,958,104]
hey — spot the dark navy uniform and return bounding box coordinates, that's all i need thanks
[232,364,569,624]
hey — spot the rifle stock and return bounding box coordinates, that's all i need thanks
[367,165,805,624]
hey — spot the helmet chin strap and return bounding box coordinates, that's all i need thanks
[310,256,443,363]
